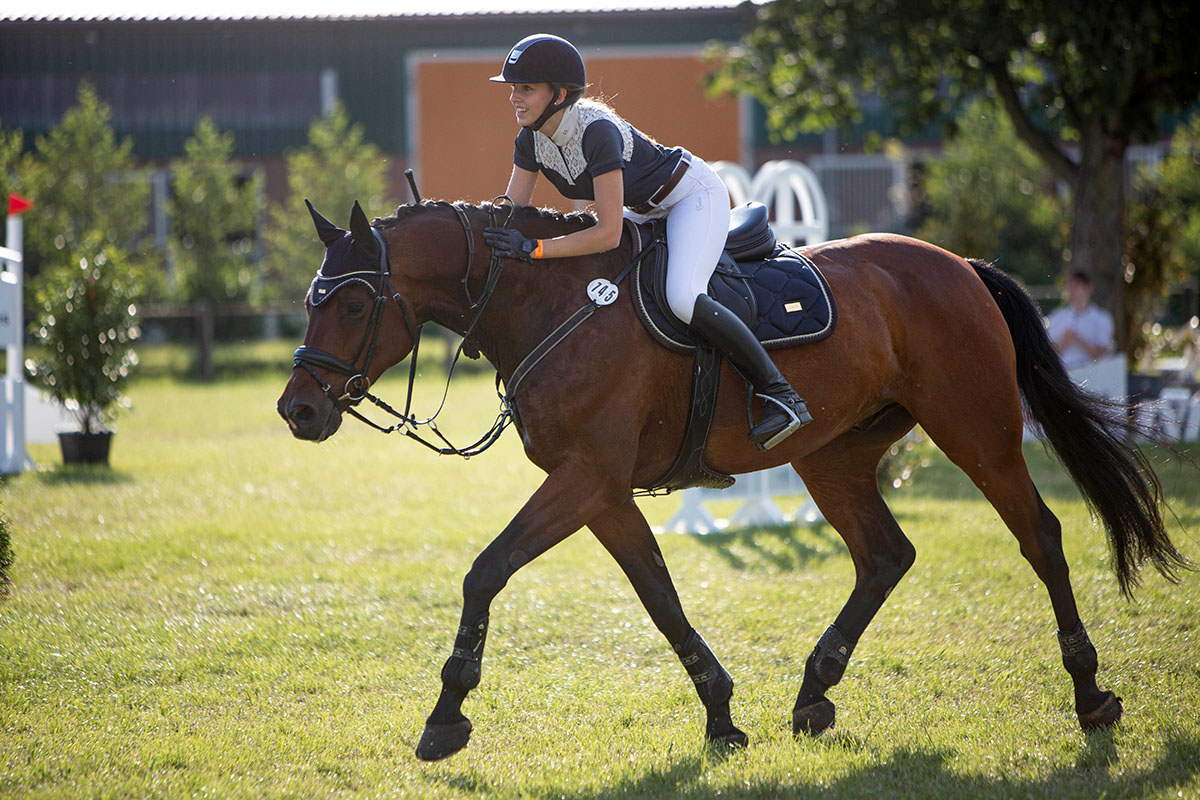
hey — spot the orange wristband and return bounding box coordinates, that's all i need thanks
[531,239,544,259]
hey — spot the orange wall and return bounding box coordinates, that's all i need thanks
[415,54,742,212]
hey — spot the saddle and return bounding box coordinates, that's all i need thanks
[629,203,838,493]
[629,202,837,353]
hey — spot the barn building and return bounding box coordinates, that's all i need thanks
[1,1,909,236]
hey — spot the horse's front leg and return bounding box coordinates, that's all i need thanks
[415,458,626,761]
[588,498,748,748]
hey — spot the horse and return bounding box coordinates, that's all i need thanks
[277,198,1190,762]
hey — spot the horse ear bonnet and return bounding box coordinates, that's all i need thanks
[348,200,380,264]
[306,199,346,247]
[306,200,385,306]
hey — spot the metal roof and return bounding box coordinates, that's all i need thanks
[5,0,754,23]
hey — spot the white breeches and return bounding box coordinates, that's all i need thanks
[625,154,731,324]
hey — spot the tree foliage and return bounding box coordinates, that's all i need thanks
[13,82,149,295]
[166,118,262,381]
[262,105,391,307]
[1157,113,1200,286]
[712,0,1200,342]
[916,99,1067,286]
[1122,112,1200,357]
[1122,184,1183,359]
[167,117,260,307]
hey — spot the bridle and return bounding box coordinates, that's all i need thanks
[292,200,516,457]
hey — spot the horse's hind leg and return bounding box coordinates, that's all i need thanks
[917,406,1123,730]
[789,437,917,736]
[588,498,748,748]
[966,458,1121,728]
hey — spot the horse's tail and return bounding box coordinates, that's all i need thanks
[967,258,1191,597]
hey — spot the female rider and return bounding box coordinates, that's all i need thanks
[482,34,811,450]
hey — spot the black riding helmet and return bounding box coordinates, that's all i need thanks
[490,34,586,131]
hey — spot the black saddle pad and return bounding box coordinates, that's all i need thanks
[628,218,838,354]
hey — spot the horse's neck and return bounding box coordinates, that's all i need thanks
[409,206,623,377]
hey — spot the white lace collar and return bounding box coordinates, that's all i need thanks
[549,103,581,147]
[533,100,635,184]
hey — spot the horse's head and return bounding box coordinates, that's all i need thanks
[277,200,417,441]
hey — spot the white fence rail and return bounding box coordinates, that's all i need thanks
[0,212,29,474]
[807,153,908,237]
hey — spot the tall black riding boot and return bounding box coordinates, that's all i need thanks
[689,294,813,450]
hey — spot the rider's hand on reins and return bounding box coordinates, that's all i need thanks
[484,227,541,262]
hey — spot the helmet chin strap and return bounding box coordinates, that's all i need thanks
[531,86,576,132]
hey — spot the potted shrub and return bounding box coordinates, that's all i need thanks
[26,243,141,465]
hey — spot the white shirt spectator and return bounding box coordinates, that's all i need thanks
[1047,304,1114,369]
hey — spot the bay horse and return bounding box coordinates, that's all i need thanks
[277,198,1189,761]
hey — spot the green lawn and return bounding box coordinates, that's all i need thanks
[2,358,1198,798]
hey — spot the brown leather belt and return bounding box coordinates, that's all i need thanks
[628,152,692,215]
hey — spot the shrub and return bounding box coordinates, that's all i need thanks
[916,98,1068,286]
[26,243,141,433]
[0,507,11,595]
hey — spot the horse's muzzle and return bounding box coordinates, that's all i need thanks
[277,376,343,442]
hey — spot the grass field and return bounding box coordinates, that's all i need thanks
[2,353,1199,798]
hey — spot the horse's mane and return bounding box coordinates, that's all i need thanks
[375,199,597,235]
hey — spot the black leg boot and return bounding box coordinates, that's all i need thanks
[689,294,813,450]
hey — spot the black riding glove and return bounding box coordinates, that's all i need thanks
[484,227,539,263]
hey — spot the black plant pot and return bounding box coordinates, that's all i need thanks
[58,431,114,465]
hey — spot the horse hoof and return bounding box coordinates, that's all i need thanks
[707,726,749,749]
[1078,691,1123,731]
[793,698,836,737]
[415,719,473,761]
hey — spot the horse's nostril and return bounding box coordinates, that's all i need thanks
[292,403,315,424]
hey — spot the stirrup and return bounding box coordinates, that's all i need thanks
[750,394,812,451]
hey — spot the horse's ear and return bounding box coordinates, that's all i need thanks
[348,200,380,261]
[306,199,345,247]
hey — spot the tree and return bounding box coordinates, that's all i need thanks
[1121,112,1200,358]
[712,0,1200,345]
[14,82,149,299]
[262,104,391,307]
[1157,112,1200,289]
[917,98,1067,286]
[168,117,260,380]
[1122,182,1182,359]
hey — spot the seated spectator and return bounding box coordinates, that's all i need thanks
[1047,271,1115,369]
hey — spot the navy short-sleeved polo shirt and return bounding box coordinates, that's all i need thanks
[512,100,683,207]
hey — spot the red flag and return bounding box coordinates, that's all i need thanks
[7,194,33,216]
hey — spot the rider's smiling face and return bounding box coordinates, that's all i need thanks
[508,82,556,128]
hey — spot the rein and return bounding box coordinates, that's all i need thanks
[293,202,661,458]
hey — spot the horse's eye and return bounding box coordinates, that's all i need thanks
[347,301,365,316]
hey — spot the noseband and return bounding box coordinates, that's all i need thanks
[291,202,515,457]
